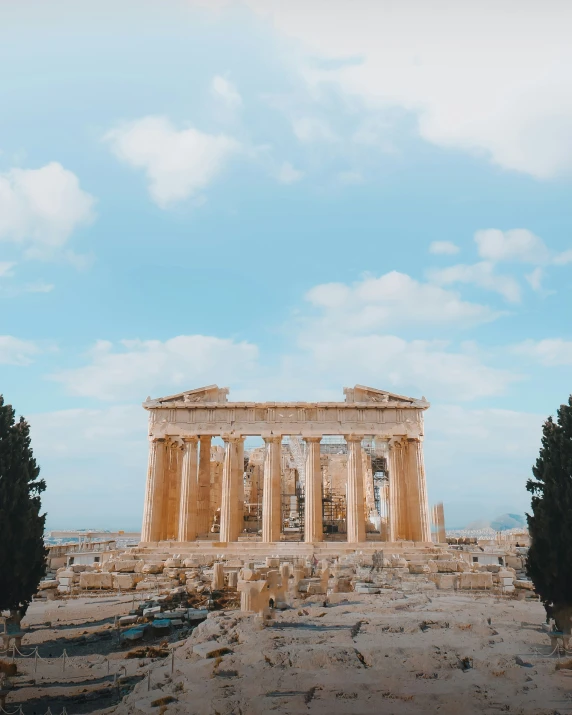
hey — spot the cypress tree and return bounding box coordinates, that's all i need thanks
[527,396,572,631]
[0,395,47,625]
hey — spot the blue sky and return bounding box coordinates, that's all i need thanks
[1,0,571,529]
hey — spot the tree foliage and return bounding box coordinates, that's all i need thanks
[527,396,572,629]
[0,395,47,620]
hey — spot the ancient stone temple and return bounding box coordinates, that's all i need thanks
[140,385,432,547]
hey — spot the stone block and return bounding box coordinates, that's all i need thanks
[142,563,164,574]
[79,572,114,590]
[143,606,161,617]
[165,558,182,568]
[58,584,70,593]
[435,561,460,573]
[114,560,140,573]
[430,573,456,590]
[38,579,58,590]
[136,580,156,591]
[515,580,534,590]
[193,641,231,659]
[408,564,430,574]
[457,572,493,590]
[164,568,182,579]
[119,615,138,626]
[113,573,143,590]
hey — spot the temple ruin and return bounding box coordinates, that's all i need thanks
[140,384,432,550]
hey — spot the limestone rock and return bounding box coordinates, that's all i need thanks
[142,563,164,574]
[79,572,114,590]
[113,573,143,590]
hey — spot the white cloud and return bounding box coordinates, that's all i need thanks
[211,75,242,107]
[305,270,498,331]
[429,241,459,255]
[104,116,241,207]
[0,163,95,259]
[0,262,15,277]
[25,281,55,293]
[525,267,544,293]
[292,116,338,143]
[296,332,517,401]
[277,161,304,184]
[52,335,260,401]
[428,261,521,303]
[475,229,551,264]
[239,1,572,178]
[0,336,39,365]
[513,338,572,366]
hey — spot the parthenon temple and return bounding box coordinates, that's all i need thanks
[140,385,432,550]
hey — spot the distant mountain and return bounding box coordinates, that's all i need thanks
[463,513,526,531]
[490,513,526,531]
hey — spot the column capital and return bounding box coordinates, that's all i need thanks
[302,435,322,444]
[149,436,166,443]
[222,434,245,444]
[262,434,282,444]
[344,434,364,443]
[182,435,199,444]
[407,436,422,444]
[199,434,212,442]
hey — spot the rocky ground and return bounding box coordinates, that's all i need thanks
[6,590,572,715]
[109,591,572,715]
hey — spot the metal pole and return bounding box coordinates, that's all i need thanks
[63,650,66,672]
[171,648,175,673]
[147,670,151,691]
[34,647,38,673]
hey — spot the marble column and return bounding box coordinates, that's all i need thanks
[236,437,245,536]
[388,438,406,542]
[406,437,431,542]
[262,435,282,543]
[177,436,199,542]
[345,434,366,543]
[220,436,244,543]
[304,436,323,543]
[196,436,212,535]
[141,437,166,542]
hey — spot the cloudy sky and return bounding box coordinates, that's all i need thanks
[2,0,571,529]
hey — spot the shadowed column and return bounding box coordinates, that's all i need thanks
[196,436,212,536]
[177,436,199,542]
[345,434,366,543]
[141,437,166,542]
[220,436,243,543]
[406,437,431,542]
[304,436,323,543]
[262,435,282,543]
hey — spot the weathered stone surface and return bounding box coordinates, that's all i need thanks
[113,573,143,590]
[457,572,493,590]
[114,560,140,573]
[429,573,456,590]
[408,563,430,574]
[79,572,114,590]
[515,579,534,590]
[142,563,164,574]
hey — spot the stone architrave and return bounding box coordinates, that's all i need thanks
[304,436,323,543]
[345,435,366,543]
[177,436,199,542]
[141,438,166,542]
[196,435,212,535]
[262,435,282,543]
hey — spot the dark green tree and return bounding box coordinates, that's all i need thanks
[0,395,47,625]
[527,396,572,631]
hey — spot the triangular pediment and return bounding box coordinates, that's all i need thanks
[144,385,229,406]
[344,384,428,407]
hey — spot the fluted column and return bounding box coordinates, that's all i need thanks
[406,437,431,542]
[236,437,245,537]
[220,436,243,543]
[196,436,211,535]
[345,434,366,543]
[388,438,406,541]
[262,435,282,543]
[141,437,166,542]
[304,436,323,543]
[177,436,199,542]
